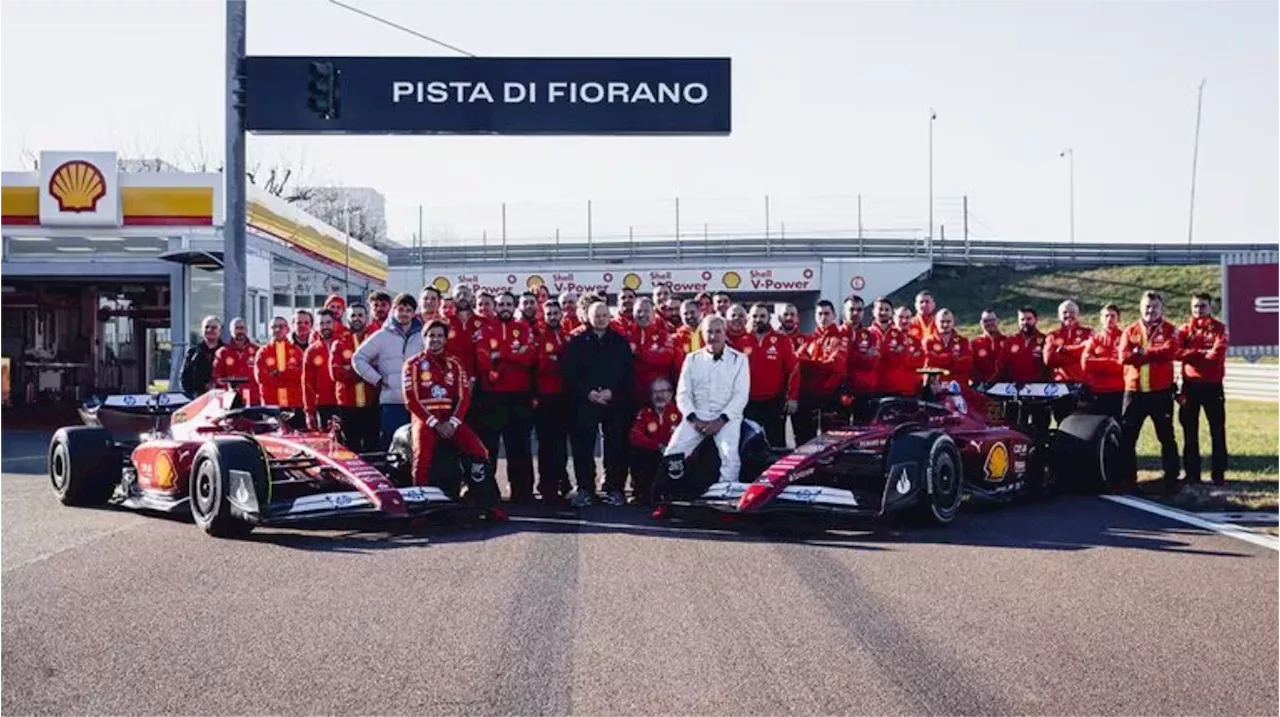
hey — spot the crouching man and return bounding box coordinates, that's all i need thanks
[652,315,750,518]
[402,320,502,516]
[629,377,682,507]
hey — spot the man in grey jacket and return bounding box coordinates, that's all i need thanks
[353,292,424,451]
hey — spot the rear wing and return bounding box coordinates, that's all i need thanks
[99,393,191,411]
[977,382,1087,400]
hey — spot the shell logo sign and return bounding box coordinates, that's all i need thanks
[48,161,107,213]
[622,273,643,290]
[37,151,121,227]
[526,274,545,289]
[431,276,451,292]
[722,271,742,289]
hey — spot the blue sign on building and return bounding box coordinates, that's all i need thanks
[244,56,732,136]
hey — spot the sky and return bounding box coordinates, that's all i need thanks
[2,0,1276,248]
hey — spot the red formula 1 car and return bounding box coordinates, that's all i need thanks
[49,386,493,538]
[659,370,1122,527]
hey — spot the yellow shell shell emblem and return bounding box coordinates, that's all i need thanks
[722,271,742,289]
[984,442,1010,482]
[622,273,642,290]
[154,452,176,490]
[432,276,451,292]
[527,275,545,289]
[49,160,107,213]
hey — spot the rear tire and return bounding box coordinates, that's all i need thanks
[907,431,964,526]
[1052,414,1122,495]
[49,427,120,506]
[388,424,414,487]
[189,437,262,539]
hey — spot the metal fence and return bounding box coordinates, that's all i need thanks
[385,235,1274,269]
[1214,362,1278,403]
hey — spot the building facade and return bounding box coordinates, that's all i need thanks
[1,150,387,413]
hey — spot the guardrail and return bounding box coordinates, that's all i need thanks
[1214,362,1278,403]
[386,236,1272,268]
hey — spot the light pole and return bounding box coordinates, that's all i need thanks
[1187,78,1207,245]
[1059,148,1075,246]
[928,109,936,245]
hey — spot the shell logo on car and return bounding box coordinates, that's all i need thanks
[622,273,642,290]
[722,271,742,289]
[48,160,107,213]
[984,442,1009,482]
[431,276,451,292]
[154,451,176,490]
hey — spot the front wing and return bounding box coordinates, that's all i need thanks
[667,481,885,518]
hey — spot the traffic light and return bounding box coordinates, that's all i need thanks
[307,61,341,119]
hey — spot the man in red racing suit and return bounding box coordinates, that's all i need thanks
[402,320,501,513]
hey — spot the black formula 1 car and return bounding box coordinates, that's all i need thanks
[51,385,496,538]
[655,371,1122,528]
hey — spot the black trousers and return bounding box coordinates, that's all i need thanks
[1121,388,1180,488]
[534,393,570,498]
[745,396,786,449]
[474,391,535,501]
[284,409,308,432]
[793,394,840,445]
[341,404,382,453]
[1180,382,1228,483]
[1089,391,1124,422]
[569,400,630,493]
[630,446,661,505]
[851,394,878,424]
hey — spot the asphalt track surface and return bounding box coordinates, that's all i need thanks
[2,430,1277,716]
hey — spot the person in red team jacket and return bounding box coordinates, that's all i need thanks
[302,309,341,431]
[1043,300,1094,421]
[629,377,682,506]
[1004,307,1048,383]
[878,307,926,398]
[970,310,1005,386]
[1080,304,1125,421]
[474,291,537,503]
[534,301,571,506]
[330,303,380,452]
[1177,292,1229,485]
[1118,291,1181,495]
[629,298,676,404]
[254,316,306,430]
[213,317,259,405]
[922,309,973,386]
[311,295,348,344]
[402,321,501,515]
[559,291,582,335]
[840,295,880,422]
[672,299,706,375]
[795,300,848,444]
[743,302,799,447]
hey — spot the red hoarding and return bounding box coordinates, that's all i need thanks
[1225,262,1279,350]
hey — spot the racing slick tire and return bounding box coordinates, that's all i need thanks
[189,437,264,539]
[1051,414,1122,495]
[902,431,965,527]
[49,427,121,506]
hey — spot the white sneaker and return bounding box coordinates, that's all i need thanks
[603,489,626,506]
[570,490,596,508]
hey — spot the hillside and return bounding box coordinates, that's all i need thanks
[887,264,1221,336]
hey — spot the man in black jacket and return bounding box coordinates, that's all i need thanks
[562,300,636,507]
[180,315,224,397]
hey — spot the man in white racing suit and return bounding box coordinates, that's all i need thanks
[664,314,752,483]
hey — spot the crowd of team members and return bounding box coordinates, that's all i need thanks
[180,280,1230,510]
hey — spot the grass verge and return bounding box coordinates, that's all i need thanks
[1134,399,1278,512]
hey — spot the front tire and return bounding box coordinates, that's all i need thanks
[907,432,964,526]
[1052,414,1122,494]
[189,437,263,539]
[49,427,120,506]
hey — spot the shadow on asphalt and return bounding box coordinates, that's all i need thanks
[238,496,1256,558]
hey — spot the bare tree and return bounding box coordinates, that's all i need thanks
[292,186,394,250]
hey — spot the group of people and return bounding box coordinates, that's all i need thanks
[180,280,1230,513]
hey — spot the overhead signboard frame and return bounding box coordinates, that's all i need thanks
[244,56,733,136]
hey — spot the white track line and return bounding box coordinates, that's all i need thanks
[1102,495,1279,552]
[0,454,45,465]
